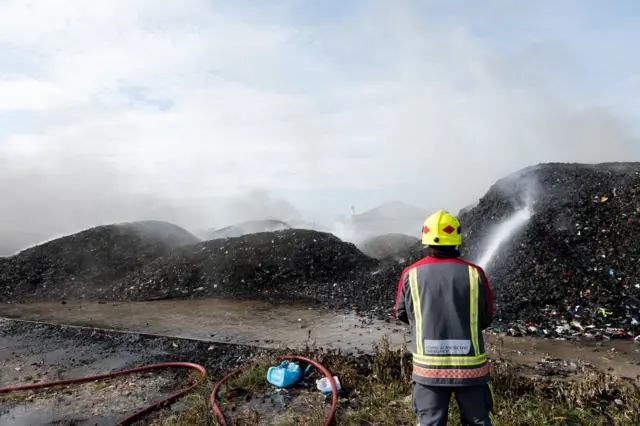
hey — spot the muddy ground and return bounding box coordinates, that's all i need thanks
[1,300,640,425]
[1,300,639,378]
[0,318,278,426]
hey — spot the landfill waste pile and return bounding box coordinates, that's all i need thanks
[357,233,419,261]
[371,163,640,340]
[0,221,200,303]
[101,229,380,309]
[199,219,291,240]
[459,162,640,339]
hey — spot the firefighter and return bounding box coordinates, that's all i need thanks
[394,210,495,426]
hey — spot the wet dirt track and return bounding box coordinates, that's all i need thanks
[0,299,407,354]
[1,299,639,379]
[0,317,275,426]
[0,323,179,426]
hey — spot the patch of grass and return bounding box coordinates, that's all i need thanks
[217,358,274,401]
[149,383,217,426]
[140,337,640,425]
[328,337,640,426]
[271,413,298,426]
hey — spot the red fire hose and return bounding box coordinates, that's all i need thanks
[0,356,338,426]
[210,355,338,426]
[0,362,207,426]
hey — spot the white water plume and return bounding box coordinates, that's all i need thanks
[476,204,533,270]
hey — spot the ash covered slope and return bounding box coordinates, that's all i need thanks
[106,229,378,306]
[0,221,200,302]
[459,162,640,336]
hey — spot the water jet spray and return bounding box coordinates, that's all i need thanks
[476,192,535,271]
[476,206,531,270]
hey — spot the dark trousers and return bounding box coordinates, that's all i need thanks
[412,381,495,426]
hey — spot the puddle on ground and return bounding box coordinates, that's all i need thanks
[1,299,639,379]
[0,372,180,426]
[0,333,145,385]
[0,330,180,426]
[0,299,408,353]
[1,404,111,426]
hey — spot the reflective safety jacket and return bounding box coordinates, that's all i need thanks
[394,256,494,386]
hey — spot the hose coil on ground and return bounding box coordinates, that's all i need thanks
[0,356,338,425]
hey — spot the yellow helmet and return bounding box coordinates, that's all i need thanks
[422,210,462,246]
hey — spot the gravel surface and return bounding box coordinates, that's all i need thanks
[0,318,277,426]
[0,318,276,381]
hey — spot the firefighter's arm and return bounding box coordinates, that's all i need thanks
[394,268,411,324]
[478,267,494,330]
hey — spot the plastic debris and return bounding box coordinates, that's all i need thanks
[316,376,341,395]
[267,361,303,388]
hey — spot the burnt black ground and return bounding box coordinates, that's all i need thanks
[0,318,276,381]
[0,318,277,426]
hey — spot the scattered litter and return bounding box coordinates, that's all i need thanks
[316,376,341,395]
[267,361,304,388]
[455,163,640,339]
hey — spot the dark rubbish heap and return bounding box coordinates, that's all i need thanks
[458,162,640,339]
[103,229,379,305]
[0,221,200,303]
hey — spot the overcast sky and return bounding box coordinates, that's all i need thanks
[1,0,639,242]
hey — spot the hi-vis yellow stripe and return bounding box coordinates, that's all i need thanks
[413,353,486,365]
[469,265,481,356]
[412,265,484,366]
[413,355,486,366]
[409,268,423,355]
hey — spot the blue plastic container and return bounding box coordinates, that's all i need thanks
[266,361,302,388]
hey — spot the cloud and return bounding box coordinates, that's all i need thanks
[0,0,638,251]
